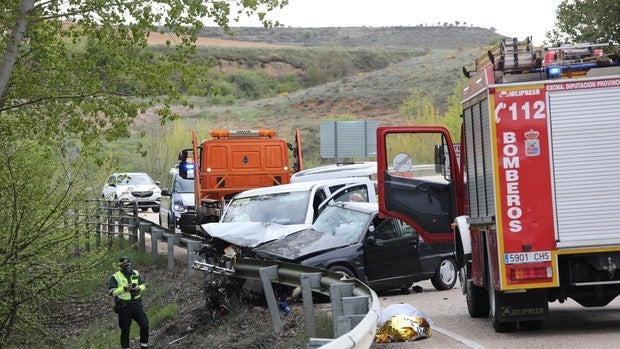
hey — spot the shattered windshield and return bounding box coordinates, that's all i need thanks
[174,176,194,193]
[312,205,370,244]
[221,191,310,225]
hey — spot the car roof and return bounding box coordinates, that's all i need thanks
[111,172,151,177]
[290,162,377,182]
[331,201,378,214]
[232,177,374,199]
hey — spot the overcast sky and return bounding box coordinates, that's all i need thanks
[231,0,564,45]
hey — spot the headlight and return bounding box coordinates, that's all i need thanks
[172,202,187,213]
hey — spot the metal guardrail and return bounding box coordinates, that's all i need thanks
[228,258,381,349]
[70,210,381,349]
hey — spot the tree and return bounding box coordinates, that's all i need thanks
[547,0,620,46]
[1,0,288,150]
[0,0,288,344]
[0,122,105,345]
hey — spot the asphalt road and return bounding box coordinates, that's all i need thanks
[375,280,620,348]
[141,212,620,348]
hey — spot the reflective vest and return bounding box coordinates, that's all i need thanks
[113,270,142,301]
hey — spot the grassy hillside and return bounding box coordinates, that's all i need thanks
[118,26,500,180]
[197,26,502,49]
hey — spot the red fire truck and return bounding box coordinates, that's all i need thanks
[377,37,620,332]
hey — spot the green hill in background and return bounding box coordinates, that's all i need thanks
[121,26,502,179]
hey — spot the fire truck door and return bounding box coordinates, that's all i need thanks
[377,127,458,243]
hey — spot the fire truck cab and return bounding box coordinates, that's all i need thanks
[377,37,620,332]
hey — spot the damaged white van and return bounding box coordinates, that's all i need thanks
[199,177,377,248]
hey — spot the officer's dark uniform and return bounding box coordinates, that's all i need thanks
[108,256,149,349]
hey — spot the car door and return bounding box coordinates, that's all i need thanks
[363,216,422,282]
[159,172,175,228]
[317,182,377,214]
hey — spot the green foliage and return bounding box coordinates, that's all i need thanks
[0,0,289,345]
[210,94,238,105]
[442,82,466,142]
[392,84,465,163]
[228,70,273,99]
[399,89,442,124]
[0,126,106,345]
[206,76,242,98]
[548,0,620,46]
[203,68,301,101]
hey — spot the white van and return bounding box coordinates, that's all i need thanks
[200,177,377,247]
[290,162,377,182]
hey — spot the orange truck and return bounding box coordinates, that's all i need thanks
[377,37,620,332]
[178,128,302,234]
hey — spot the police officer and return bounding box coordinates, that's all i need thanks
[108,256,149,349]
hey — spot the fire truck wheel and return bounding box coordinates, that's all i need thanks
[466,279,490,318]
[430,257,457,290]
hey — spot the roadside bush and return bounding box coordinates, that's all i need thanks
[210,94,237,105]
[205,76,240,97]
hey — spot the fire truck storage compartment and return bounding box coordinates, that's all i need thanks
[462,96,496,222]
[549,86,620,248]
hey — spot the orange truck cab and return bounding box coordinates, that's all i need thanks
[178,129,302,233]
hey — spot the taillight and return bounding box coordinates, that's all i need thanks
[509,266,552,282]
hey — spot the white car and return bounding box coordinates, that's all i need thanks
[201,177,377,247]
[102,172,161,212]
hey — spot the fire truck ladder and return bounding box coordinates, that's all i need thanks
[472,37,539,75]
[497,36,538,74]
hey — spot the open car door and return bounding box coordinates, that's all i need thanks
[376,126,464,243]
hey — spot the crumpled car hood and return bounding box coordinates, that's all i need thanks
[201,222,309,248]
[253,229,350,261]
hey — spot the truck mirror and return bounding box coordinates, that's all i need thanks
[178,150,188,162]
[434,144,445,173]
[178,150,194,179]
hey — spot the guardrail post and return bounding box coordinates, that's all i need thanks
[330,283,354,337]
[95,203,102,249]
[107,203,114,250]
[151,227,164,264]
[124,215,136,246]
[339,295,369,333]
[164,233,180,271]
[138,222,151,253]
[300,272,322,337]
[182,239,203,276]
[259,265,283,332]
[132,202,140,242]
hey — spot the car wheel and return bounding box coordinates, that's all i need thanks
[430,257,457,290]
[328,265,355,279]
[167,214,175,231]
[152,206,160,213]
[141,207,148,212]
